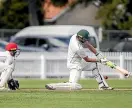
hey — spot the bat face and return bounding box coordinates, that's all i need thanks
[105,61,129,76]
[115,66,129,75]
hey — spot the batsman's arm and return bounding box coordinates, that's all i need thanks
[84,41,105,59]
[84,41,97,54]
[83,56,99,62]
[77,49,100,62]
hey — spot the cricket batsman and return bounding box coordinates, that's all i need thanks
[0,42,20,91]
[45,29,114,90]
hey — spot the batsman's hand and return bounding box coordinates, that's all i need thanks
[99,58,108,65]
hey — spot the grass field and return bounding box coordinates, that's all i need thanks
[0,78,132,108]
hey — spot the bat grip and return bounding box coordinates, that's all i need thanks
[106,61,116,69]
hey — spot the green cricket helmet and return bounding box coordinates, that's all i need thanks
[77,29,90,43]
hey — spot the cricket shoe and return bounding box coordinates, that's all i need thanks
[45,84,55,90]
[99,86,114,90]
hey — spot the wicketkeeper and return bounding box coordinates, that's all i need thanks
[0,42,20,91]
[45,29,115,90]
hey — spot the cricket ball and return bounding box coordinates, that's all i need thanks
[104,76,108,79]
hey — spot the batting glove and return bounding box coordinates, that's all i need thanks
[99,58,108,65]
[95,52,105,59]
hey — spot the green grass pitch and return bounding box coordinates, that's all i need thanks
[0,78,132,108]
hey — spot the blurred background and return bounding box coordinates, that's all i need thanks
[0,0,132,79]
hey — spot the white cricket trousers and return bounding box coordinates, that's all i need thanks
[0,64,14,87]
[69,69,82,83]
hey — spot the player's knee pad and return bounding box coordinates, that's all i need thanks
[92,68,103,82]
[92,68,108,87]
[92,68,101,77]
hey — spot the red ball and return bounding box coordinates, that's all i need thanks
[104,76,108,79]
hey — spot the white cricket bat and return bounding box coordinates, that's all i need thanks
[105,61,129,76]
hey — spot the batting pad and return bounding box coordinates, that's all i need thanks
[45,82,82,90]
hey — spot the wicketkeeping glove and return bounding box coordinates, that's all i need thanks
[7,79,19,90]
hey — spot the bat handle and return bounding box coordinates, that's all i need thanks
[106,61,116,69]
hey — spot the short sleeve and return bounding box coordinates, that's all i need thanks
[0,52,7,57]
[77,49,87,58]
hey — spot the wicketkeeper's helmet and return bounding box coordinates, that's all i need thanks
[5,43,18,51]
[5,43,20,57]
